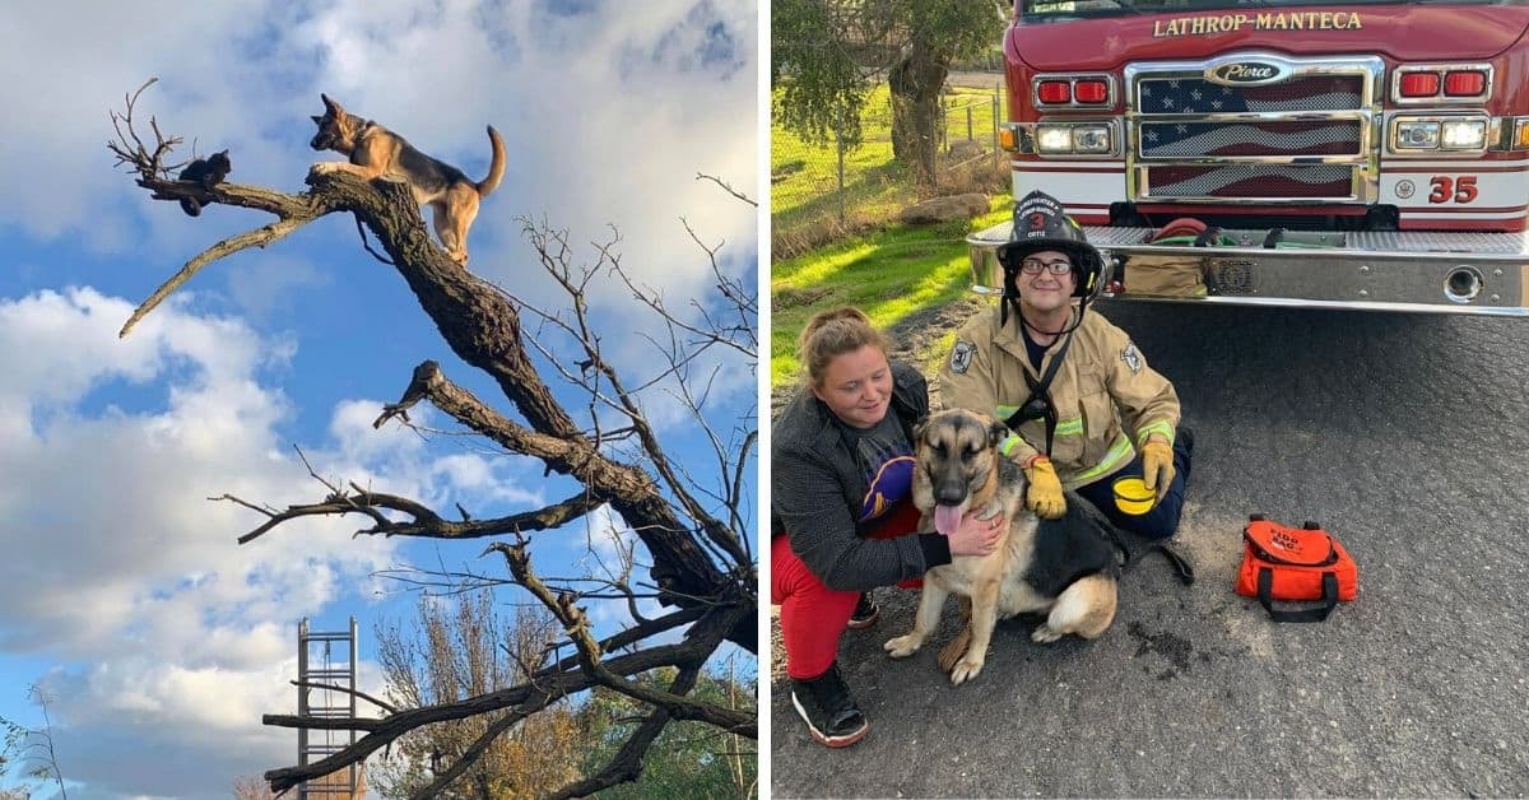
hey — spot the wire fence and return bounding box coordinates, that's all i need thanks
[772,85,1008,260]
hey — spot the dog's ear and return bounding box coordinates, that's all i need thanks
[321,94,343,113]
[311,114,324,126]
[912,414,931,444]
[988,418,1010,447]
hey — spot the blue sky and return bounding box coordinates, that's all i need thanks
[0,1,759,797]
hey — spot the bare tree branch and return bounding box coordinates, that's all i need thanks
[107,78,179,179]
[290,680,397,715]
[695,172,758,207]
[406,706,523,800]
[220,480,604,545]
[546,666,700,800]
[121,217,306,337]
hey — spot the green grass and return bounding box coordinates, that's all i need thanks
[770,203,1009,388]
[771,85,906,240]
[771,85,1005,254]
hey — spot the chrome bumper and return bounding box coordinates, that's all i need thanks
[967,223,1529,315]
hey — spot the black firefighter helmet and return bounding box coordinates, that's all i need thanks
[995,190,1105,332]
[996,190,1104,299]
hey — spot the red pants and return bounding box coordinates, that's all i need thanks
[771,501,922,680]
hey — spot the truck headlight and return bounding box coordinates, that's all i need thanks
[1036,125,1074,154]
[1072,126,1112,154]
[1441,118,1486,150]
[1395,120,1440,150]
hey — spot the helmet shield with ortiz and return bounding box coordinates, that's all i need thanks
[997,190,1104,299]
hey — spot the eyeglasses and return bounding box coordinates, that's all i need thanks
[1019,258,1073,275]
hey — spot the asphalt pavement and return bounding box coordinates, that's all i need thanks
[769,302,1529,798]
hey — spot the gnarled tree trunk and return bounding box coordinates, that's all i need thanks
[888,34,950,192]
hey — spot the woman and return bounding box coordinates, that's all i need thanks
[772,306,1003,748]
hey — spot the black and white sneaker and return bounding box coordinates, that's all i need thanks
[790,662,869,748]
[846,592,880,630]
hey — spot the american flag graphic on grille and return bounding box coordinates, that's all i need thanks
[1135,73,1365,200]
[1146,164,1354,199]
[1141,120,1361,158]
[1136,75,1364,114]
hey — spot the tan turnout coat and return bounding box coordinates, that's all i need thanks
[940,307,1180,489]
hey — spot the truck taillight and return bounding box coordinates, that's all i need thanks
[1037,80,1071,104]
[1074,80,1109,104]
[1393,64,1494,103]
[1034,74,1115,108]
[1444,70,1486,97]
[1399,72,1439,98]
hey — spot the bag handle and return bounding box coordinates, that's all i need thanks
[1256,568,1338,623]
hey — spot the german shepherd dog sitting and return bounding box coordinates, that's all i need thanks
[884,408,1121,685]
[309,94,507,266]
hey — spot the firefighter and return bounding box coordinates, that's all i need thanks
[940,190,1193,538]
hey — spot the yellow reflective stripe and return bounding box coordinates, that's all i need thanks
[999,413,1082,435]
[1136,420,1174,447]
[1068,434,1135,487]
[999,433,1025,457]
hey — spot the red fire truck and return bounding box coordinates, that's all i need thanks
[969,0,1529,313]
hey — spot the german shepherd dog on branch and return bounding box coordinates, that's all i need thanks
[309,94,506,267]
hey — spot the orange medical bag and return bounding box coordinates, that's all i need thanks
[1235,515,1357,622]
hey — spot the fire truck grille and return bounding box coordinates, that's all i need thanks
[1145,164,1353,200]
[1136,75,1365,113]
[1140,120,1362,159]
[1128,60,1378,204]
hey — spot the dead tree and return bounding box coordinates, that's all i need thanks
[108,79,757,797]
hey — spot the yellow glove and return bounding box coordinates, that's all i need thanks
[1140,437,1175,500]
[1022,456,1066,519]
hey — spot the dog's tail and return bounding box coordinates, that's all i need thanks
[476,125,507,197]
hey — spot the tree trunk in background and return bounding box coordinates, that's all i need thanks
[889,34,950,192]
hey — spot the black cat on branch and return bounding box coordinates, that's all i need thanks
[175,150,231,216]
[108,78,758,797]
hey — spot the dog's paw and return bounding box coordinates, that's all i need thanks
[310,162,340,175]
[883,634,924,658]
[1031,624,1064,644]
[949,656,985,685]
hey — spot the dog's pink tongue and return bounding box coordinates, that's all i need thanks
[934,505,963,537]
